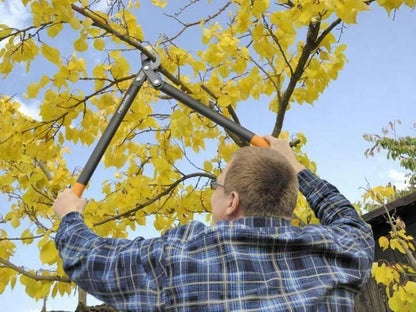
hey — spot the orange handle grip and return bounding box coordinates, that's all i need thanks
[73,182,86,198]
[250,135,270,147]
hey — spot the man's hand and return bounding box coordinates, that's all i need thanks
[264,135,305,174]
[53,189,87,219]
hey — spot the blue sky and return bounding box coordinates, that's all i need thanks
[0,1,415,311]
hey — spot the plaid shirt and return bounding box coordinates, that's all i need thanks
[55,170,374,311]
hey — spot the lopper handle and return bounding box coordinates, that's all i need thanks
[73,182,86,197]
[250,135,270,147]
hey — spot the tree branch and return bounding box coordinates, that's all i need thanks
[0,256,71,283]
[262,16,294,76]
[71,5,194,95]
[72,5,247,147]
[272,21,321,137]
[161,2,231,44]
[314,18,342,49]
[0,234,44,241]
[93,172,214,226]
[35,159,52,181]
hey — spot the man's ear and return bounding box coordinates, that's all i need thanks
[225,191,243,219]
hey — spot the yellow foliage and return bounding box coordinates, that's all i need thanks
[151,0,167,8]
[379,236,389,251]
[0,0,414,303]
[372,263,401,286]
[74,34,89,52]
[26,82,40,98]
[41,43,61,66]
[377,0,405,14]
[390,238,406,254]
[388,282,416,312]
[21,229,34,245]
[47,22,64,38]
[331,0,370,24]
[93,38,106,51]
[363,185,395,204]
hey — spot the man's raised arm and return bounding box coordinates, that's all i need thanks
[264,135,374,261]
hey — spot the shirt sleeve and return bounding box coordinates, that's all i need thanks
[297,169,375,269]
[54,212,165,311]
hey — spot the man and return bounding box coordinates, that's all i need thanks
[54,137,374,311]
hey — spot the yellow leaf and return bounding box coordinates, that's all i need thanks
[35,281,51,300]
[40,240,58,264]
[410,300,416,312]
[10,214,20,228]
[0,59,13,77]
[26,83,40,98]
[83,17,93,28]
[151,0,167,7]
[166,145,183,161]
[407,281,416,296]
[203,161,213,172]
[252,0,270,19]
[69,16,81,30]
[47,23,63,38]
[379,236,389,251]
[57,281,72,296]
[376,0,404,15]
[93,38,106,51]
[88,28,102,37]
[202,28,212,44]
[74,35,88,52]
[10,274,16,290]
[41,44,61,66]
[372,263,400,286]
[21,229,34,245]
[39,75,50,88]
[335,0,370,24]
[0,25,12,38]
[390,238,406,254]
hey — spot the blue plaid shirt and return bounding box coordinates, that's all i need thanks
[55,169,374,311]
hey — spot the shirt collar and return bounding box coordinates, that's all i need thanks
[216,216,291,228]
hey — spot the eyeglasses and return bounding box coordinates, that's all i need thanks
[210,179,225,190]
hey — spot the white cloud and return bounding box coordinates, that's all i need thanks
[0,1,32,50]
[15,96,41,121]
[91,0,111,12]
[388,169,410,190]
[0,1,31,28]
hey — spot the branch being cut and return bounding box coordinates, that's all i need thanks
[262,16,294,77]
[71,5,195,95]
[71,5,248,147]
[272,21,321,137]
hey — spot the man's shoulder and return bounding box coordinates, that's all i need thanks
[163,217,296,242]
[163,220,209,241]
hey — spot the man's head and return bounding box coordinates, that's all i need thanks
[210,146,298,223]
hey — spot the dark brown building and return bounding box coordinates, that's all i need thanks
[355,192,416,312]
